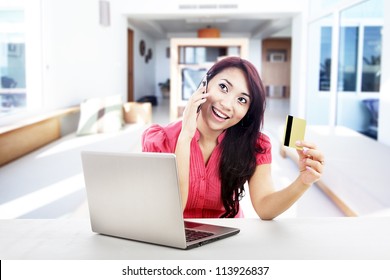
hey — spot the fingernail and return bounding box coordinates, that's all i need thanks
[295,141,301,146]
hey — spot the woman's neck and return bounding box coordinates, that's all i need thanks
[196,114,224,145]
[196,115,224,166]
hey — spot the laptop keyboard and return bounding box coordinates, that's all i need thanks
[185,229,214,242]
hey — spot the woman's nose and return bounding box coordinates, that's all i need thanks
[220,95,234,111]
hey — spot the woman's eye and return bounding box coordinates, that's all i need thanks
[238,97,248,104]
[219,83,228,92]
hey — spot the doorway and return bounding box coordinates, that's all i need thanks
[127,29,134,102]
[261,38,291,99]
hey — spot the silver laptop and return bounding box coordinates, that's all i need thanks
[81,151,240,249]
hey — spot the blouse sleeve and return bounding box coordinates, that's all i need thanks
[142,124,172,153]
[256,133,272,165]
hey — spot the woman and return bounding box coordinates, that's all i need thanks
[142,57,324,220]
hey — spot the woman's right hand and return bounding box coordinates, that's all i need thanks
[175,85,208,210]
[180,85,208,139]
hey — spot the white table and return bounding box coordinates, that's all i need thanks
[1,217,389,260]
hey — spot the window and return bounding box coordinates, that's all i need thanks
[336,0,383,139]
[316,2,383,94]
[0,10,26,116]
[307,0,383,140]
[361,26,382,92]
[319,26,332,91]
[338,26,358,92]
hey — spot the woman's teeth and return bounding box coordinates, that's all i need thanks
[212,107,229,119]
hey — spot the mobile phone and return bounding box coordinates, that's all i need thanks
[197,77,208,113]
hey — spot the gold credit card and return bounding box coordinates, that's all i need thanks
[283,115,306,149]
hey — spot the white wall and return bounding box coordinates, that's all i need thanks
[248,39,262,75]
[154,40,170,98]
[129,24,157,101]
[42,0,127,110]
[36,0,161,111]
[290,11,308,118]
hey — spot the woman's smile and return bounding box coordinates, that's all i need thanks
[211,106,230,121]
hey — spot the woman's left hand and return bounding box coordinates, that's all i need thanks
[295,141,325,186]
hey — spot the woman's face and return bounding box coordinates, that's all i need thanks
[200,67,251,131]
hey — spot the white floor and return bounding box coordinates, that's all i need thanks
[153,97,345,218]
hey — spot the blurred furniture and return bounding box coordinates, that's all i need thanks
[0,107,80,166]
[137,95,158,106]
[0,102,151,166]
[1,76,17,88]
[362,98,379,139]
[123,102,152,124]
[158,78,170,98]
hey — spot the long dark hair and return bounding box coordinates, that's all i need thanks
[206,57,267,218]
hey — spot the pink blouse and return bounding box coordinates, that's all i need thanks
[142,121,272,218]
